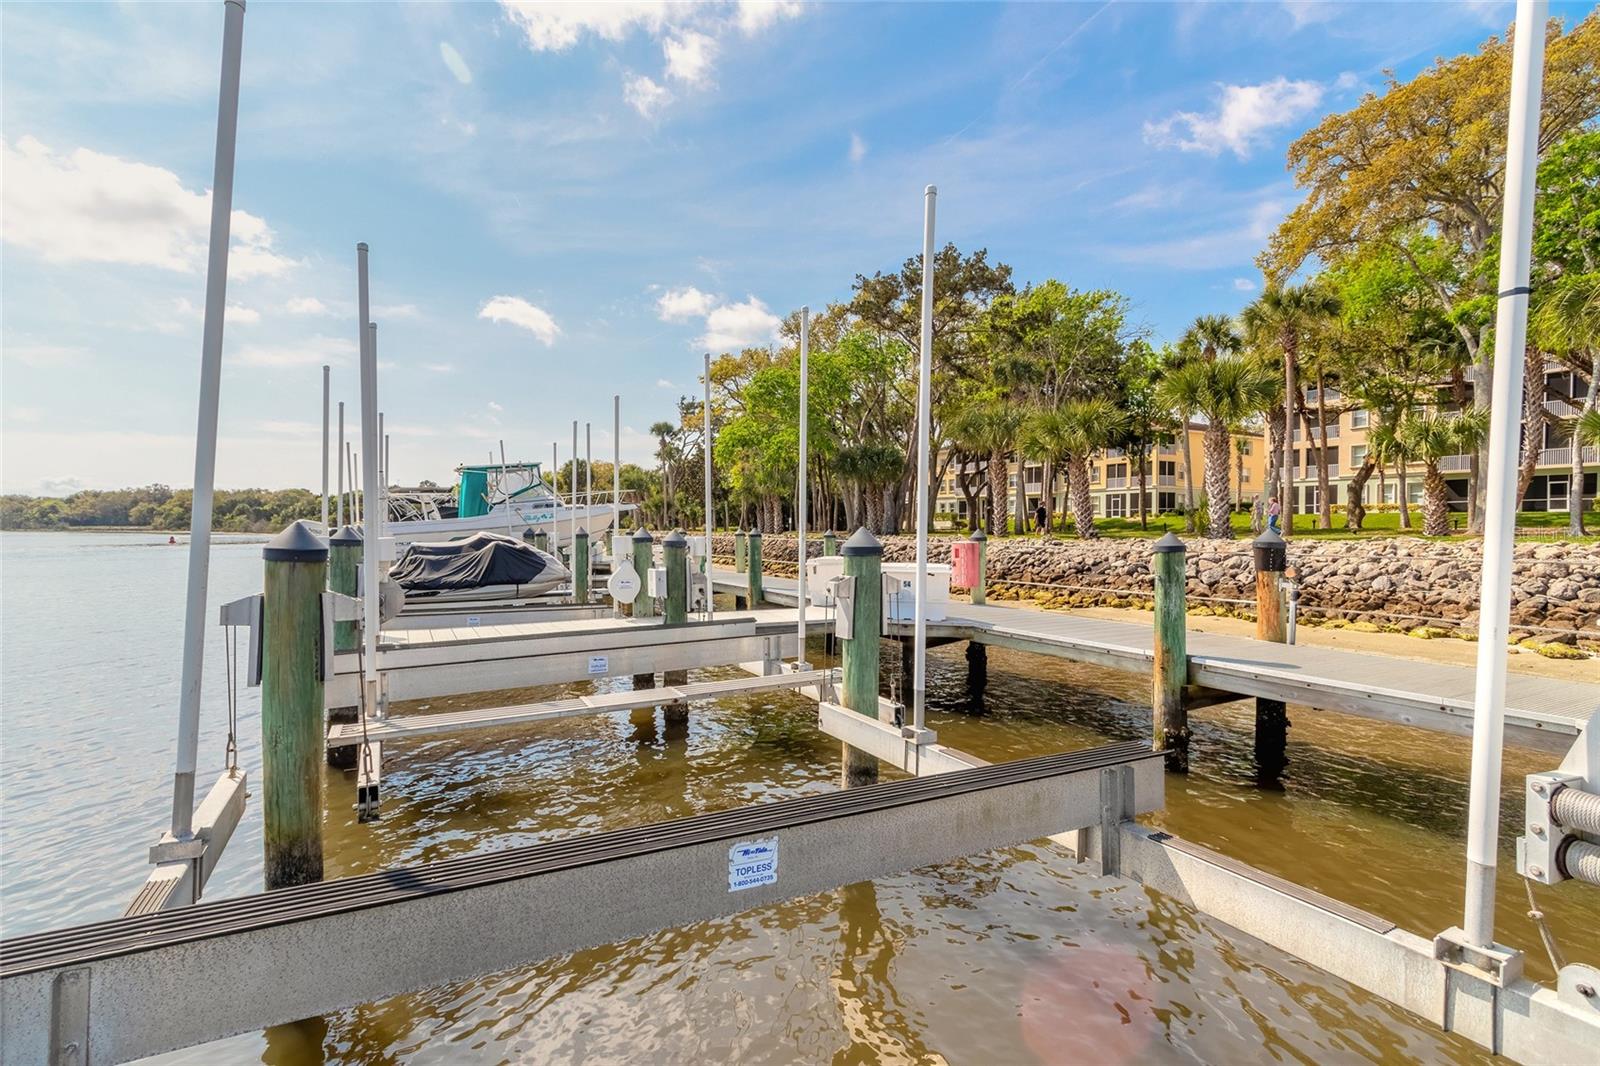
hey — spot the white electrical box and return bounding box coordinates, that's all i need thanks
[831,575,857,639]
[807,556,846,605]
[882,563,951,622]
[647,566,668,598]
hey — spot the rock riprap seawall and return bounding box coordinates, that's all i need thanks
[709,533,1600,645]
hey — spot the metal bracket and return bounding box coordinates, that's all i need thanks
[1557,962,1600,1014]
[1096,764,1134,877]
[1519,771,1583,885]
[831,575,855,640]
[1432,926,1525,986]
[50,967,91,1066]
[217,594,264,687]
[148,831,205,865]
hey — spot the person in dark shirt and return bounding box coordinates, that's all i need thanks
[1034,502,1048,535]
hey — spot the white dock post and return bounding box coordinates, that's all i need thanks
[166,0,247,843]
[571,420,579,566]
[586,421,593,592]
[703,357,714,621]
[911,184,937,734]
[378,411,385,496]
[1460,0,1548,956]
[336,402,345,528]
[612,394,622,547]
[321,365,330,532]
[795,308,809,668]
[357,248,380,720]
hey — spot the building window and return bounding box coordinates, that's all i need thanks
[1107,494,1128,518]
[1237,440,1252,454]
[1350,444,1368,469]
[1157,492,1176,511]
[1350,408,1369,429]
[1091,467,1100,484]
[1158,460,1176,477]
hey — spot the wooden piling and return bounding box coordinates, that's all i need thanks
[573,529,590,603]
[970,529,987,606]
[663,530,690,721]
[261,521,326,889]
[326,525,361,770]
[747,530,763,607]
[823,529,837,557]
[734,529,747,573]
[840,528,883,787]
[631,527,655,691]
[1151,532,1189,772]
[534,529,549,553]
[1252,530,1290,780]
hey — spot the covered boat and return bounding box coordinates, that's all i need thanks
[390,531,569,602]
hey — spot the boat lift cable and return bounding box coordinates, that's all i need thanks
[1522,878,1567,973]
[222,620,240,775]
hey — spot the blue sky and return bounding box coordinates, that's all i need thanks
[1,0,1580,493]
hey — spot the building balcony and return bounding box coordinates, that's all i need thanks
[1540,446,1600,467]
[1302,465,1339,479]
[1156,474,1177,487]
[1292,424,1341,441]
[1105,477,1129,489]
[1544,398,1583,418]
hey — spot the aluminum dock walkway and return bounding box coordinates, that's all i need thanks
[711,568,1597,752]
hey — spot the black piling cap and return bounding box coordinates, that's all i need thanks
[575,527,589,539]
[632,527,654,543]
[1152,531,1186,554]
[663,530,688,548]
[970,529,987,542]
[265,519,329,562]
[1252,528,1286,572]
[329,524,362,546]
[841,527,882,556]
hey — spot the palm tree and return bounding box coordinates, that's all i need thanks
[1159,356,1277,538]
[836,442,903,533]
[1242,284,1341,538]
[650,420,678,527]
[947,399,1022,534]
[1531,272,1600,534]
[1399,411,1487,536]
[1029,398,1125,539]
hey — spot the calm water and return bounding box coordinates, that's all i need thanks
[3,530,1594,1064]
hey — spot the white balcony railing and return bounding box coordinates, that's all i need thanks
[1156,474,1177,487]
[1540,446,1600,467]
[1105,477,1129,489]
[1439,454,1472,473]
[1293,424,1341,441]
[1544,398,1582,418]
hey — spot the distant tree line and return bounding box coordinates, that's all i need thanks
[1,486,323,532]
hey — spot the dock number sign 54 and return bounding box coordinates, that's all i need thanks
[727,838,778,891]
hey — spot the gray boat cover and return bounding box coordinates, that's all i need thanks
[391,532,564,592]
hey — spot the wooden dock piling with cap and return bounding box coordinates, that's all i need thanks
[840,528,884,787]
[573,529,590,604]
[1151,532,1189,772]
[746,530,763,608]
[662,531,690,722]
[261,520,327,889]
[326,525,362,770]
[1251,529,1290,780]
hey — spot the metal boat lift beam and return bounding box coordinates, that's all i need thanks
[0,744,1163,1066]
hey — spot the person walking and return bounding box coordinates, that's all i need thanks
[1034,501,1048,536]
[1267,497,1281,534]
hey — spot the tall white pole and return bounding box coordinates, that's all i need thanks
[613,395,622,542]
[571,420,579,555]
[1462,0,1547,950]
[384,433,391,492]
[585,420,593,590]
[168,0,246,841]
[552,442,560,506]
[352,451,359,523]
[912,185,937,733]
[499,439,512,534]
[336,401,345,527]
[378,411,385,493]
[346,444,356,524]
[796,309,809,666]
[703,358,713,621]
[358,252,379,704]
[321,365,330,532]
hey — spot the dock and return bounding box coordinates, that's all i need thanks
[711,568,1598,753]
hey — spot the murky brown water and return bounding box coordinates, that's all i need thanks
[4,537,1590,1064]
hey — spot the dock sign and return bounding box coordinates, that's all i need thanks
[728,838,778,891]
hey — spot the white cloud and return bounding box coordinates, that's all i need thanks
[439,42,473,85]
[1281,2,1340,30]
[286,296,332,316]
[170,297,260,327]
[480,296,561,345]
[2,136,297,279]
[374,303,422,320]
[656,378,677,389]
[700,295,780,351]
[623,74,672,118]
[1113,183,1184,211]
[1143,78,1323,159]
[500,1,676,51]
[422,362,455,373]
[500,1,802,115]
[656,285,717,322]
[848,132,868,165]
[39,475,87,496]
[1233,277,1259,292]
[664,31,717,85]
[1334,70,1360,91]
[487,400,505,413]
[234,334,358,369]
[736,0,803,34]
[4,343,86,368]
